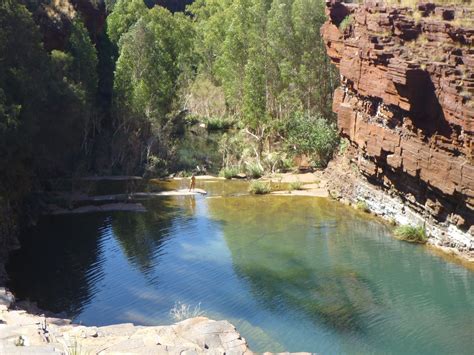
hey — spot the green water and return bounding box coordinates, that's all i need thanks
[7,180,474,354]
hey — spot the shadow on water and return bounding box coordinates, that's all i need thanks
[110,198,185,275]
[6,214,106,317]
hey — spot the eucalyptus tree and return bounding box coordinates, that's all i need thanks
[112,6,196,171]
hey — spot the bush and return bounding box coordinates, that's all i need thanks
[286,113,339,168]
[245,162,264,179]
[262,152,294,173]
[145,155,168,177]
[248,181,271,195]
[206,116,234,131]
[394,225,427,244]
[219,166,240,179]
[355,200,370,213]
[289,180,303,191]
[338,138,350,155]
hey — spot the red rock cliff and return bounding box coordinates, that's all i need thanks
[321,1,473,236]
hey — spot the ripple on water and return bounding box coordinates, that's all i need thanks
[5,183,474,354]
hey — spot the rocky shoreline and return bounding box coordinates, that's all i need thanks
[320,152,474,264]
[0,288,254,355]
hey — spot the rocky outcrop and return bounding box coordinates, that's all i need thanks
[321,1,473,251]
[0,288,252,354]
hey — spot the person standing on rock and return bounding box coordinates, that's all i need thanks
[189,174,196,192]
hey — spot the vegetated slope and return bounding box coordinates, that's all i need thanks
[0,0,111,281]
[321,0,473,249]
[0,0,339,281]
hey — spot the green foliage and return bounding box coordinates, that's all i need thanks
[0,1,99,200]
[185,74,227,120]
[289,180,303,191]
[245,162,264,179]
[355,200,370,213]
[262,151,294,173]
[145,155,168,178]
[188,0,338,128]
[68,19,98,101]
[339,15,353,32]
[112,6,196,171]
[248,180,271,194]
[243,52,267,131]
[106,0,148,43]
[286,113,339,167]
[218,131,247,168]
[338,137,350,155]
[394,225,428,244]
[205,116,234,131]
[219,166,240,179]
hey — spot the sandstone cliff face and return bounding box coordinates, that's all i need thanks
[321,1,473,246]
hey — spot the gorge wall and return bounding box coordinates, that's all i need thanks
[321,0,473,252]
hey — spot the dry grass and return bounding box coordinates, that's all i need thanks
[170,302,205,322]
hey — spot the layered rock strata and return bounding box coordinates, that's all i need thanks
[321,0,473,252]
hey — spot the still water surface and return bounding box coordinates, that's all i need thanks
[7,180,474,353]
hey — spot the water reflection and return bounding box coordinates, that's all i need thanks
[111,199,179,274]
[206,195,474,353]
[6,181,474,354]
[7,214,106,317]
[206,196,382,332]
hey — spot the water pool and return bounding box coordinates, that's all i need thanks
[7,180,474,353]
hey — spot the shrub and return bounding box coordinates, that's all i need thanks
[339,15,353,32]
[286,113,339,168]
[245,162,264,179]
[170,301,204,322]
[249,181,271,195]
[145,155,168,178]
[219,166,240,179]
[355,200,370,213]
[338,138,350,155]
[262,152,294,173]
[394,225,427,244]
[289,180,303,191]
[206,116,234,131]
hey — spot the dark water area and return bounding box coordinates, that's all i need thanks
[7,180,474,353]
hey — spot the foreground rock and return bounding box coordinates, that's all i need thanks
[0,288,252,354]
[321,0,473,254]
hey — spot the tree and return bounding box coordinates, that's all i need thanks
[286,113,339,167]
[106,0,148,44]
[112,6,196,172]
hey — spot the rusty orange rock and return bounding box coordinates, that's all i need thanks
[322,0,473,229]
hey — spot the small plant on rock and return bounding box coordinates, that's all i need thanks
[355,200,370,213]
[249,181,271,195]
[170,301,204,322]
[339,15,354,32]
[394,225,427,244]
